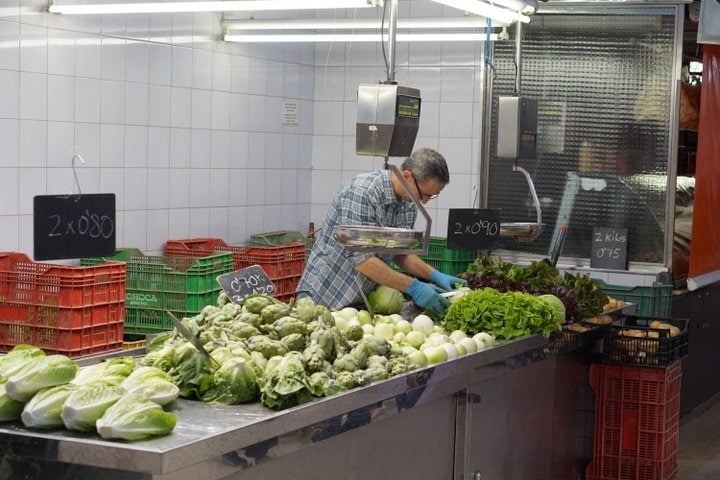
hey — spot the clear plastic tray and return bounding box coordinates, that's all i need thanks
[334,225,423,249]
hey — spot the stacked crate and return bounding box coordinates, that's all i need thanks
[586,313,689,480]
[420,237,477,275]
[600,282,673,317]
[0,252,126,357]
[82,250,233,334]
[164,238,305,304]
[391,236,476,274]
[586,363,682,480]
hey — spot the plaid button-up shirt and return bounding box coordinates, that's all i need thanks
[298,169,417,309]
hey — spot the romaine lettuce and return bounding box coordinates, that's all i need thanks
[120,367,179,406]
[96,394,176,441]
[5,355,78,402]
[21,383,77,429]
[61,382,125,432]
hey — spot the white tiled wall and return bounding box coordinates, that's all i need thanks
[1,1,315,257]
[2,1,485,259]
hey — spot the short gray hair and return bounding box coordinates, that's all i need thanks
[401,148,449,184]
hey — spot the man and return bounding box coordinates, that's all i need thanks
[298,147,467,315]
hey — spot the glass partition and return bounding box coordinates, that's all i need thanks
[487,6,679,266]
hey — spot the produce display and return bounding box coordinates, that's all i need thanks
[442,288,564,339]
[0,346,177,441]
[460,256,609,321]
[603,317,688,366]
[0,254,619,440]
[139,293,500,411]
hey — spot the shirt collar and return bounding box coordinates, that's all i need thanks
[381,169,400,205]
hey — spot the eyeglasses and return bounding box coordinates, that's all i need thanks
[410,173,439,201]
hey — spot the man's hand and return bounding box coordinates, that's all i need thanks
[430,270,468,291]
[404,279,450,315]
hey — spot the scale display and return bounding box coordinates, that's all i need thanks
[397,95,420,118]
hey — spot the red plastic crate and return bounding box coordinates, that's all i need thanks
[221,243,306,278]
[165,237,306,279]
[165,238,228,258]
[0,321,124,357]
[586,362,682,480]
[0,252,126,308]
[0,252,126,357]
[271,275,301,303]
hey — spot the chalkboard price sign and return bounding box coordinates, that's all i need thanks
[33,193,116,260]
[447,208,501,250]
[217,265,277,304]
[590,227,628,270]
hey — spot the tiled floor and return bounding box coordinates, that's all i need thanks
[678,394,720,479]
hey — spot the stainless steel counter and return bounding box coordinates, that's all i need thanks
[0,335,547,480]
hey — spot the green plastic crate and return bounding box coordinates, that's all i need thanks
[80,248,145,266]
[123,307,199,335]
[250,230,306,246]
[125,253,233,294]
[420,237,476,276]
[81,251,234,334]
[600,282,673,317]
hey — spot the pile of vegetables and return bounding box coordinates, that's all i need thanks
[141,294,421,410]
[0,345,177,441]
[441,288,564,339]
[460,257,608,321]
[138,292,507,411]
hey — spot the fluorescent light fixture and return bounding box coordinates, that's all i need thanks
[48,0,378,15]
[224,32,499,43]
[224,16,503,31]
[430,0,531,24]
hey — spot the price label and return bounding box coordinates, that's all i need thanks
[217,265,277,304]
[33,193,116,260]
[447,208,501,250]
[590,227,628,270]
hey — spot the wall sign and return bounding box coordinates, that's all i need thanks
[217,265,277,304]
[282,101,299,126]
[447,208,501,250]
[590,227,628,270]
[33,193,116,260]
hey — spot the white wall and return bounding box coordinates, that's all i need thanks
[1,1,315,256]
[1,1,486,258]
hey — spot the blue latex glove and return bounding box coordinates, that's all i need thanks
[404,278,450,315]
[430,270,468,291]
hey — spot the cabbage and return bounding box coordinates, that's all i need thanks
[120,367,179,406]
[260,352,314,410]
[21,383,77,429]
[71,357,136,386]
[538,294,567,324]
[5,354,78,402]
[61,382,125,432]
[200,357,258,404]
[0,383,25,422]
[96,393,176,441]
[367,285,404,315]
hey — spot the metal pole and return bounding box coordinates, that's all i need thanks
[477,41,494,209]
[387,0,398,83]
[515,21,522,95]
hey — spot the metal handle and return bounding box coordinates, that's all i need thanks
[510,164,542,242]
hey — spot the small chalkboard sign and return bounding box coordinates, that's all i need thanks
[447,208,501,250]
[590,227,628,270]
[217,265,277,304]
[33,193,116,260]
